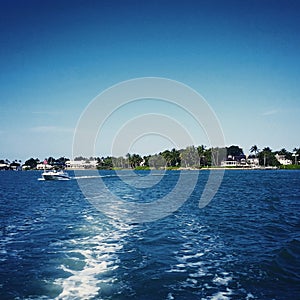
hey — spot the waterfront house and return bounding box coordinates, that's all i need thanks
[36,163,53,170]
[221,154,247,167]
[0,163,9,170]
[65,159,98,169]
[275,154,292,165]
[247,156,260,167]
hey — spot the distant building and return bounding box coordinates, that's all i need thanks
[36,163,53,170]
[221,155,247,167]
[65,160,98,169]
[9,162,22,171]
[221,154,260,168]
[275,154,292,165]
[0,163,9,170]
[221,158,238,167]
[247,156,260,167]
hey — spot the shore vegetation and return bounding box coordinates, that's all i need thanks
[1,145,299,171]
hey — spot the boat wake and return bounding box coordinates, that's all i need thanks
[73,175,116,180]
[52,215,132,299]
[38,177,71,181]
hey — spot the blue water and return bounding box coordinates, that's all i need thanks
[0,170,299,299]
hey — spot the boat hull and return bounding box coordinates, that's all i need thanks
[41,171,70,180]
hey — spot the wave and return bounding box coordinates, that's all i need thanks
[53,216,133,300]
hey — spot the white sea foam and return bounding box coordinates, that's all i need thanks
[186,277,197,284]
[166,268,186,273]
[246,292,255,299]
[73,174,120,180]
[189,269,206,277]
[209,288,233,300]
[54,217,132,299]
[73,175,100,179]
[167,292,175,299]
[213,274,232,286]
[179,252,204,260]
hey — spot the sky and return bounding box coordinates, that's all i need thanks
[0,0,299,161]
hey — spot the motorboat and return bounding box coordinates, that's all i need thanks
[41,169,70,180]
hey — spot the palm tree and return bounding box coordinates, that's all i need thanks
[197,145,206,167]
[250,145,259,157]
[262,147,272,152]
[292,148,299,165]
[132,154,143,168]
[293,147,300,155]
[170,148,180,167]
[126,153,131,168]
[161,150,172,167]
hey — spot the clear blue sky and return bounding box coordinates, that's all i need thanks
[1,0,299,161]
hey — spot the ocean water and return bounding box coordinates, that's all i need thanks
[0,170,299,300]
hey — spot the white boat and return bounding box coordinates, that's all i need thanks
[41,169,70,180]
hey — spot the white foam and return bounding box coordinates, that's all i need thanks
[167,292,175,299]
[54,219,132,299]
[73,175,100,179]
[213,274,232,286]
[186,278,197,285]
[166,268,186,273]
[178,252,204,262]
[189,269,206,277]
[73,174,119,180]
[209,288,233,300]
[187,261,204,267]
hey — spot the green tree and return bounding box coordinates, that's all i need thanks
[170,148,180,167]
[125,153,143,168]
[47,157,55,165]
[113,156,126,168]
[227,145,244,157]
[180,146,199,168]
[197,145,206,167]
[132,154,143,168]
[74,156,87,161]
[103,156,113,169]
[211,147,227,166]
[161,150,172,167]
[292,148,300,165]
[24,158,38,169]
[97,156,113,169]
[277,148,292,161]
[126,153,131,168]
[203,148,212,167]
[250,145,259,157]
[258,147,280,167]
[293,147,300,155]
[149,154,166,169]
[143,155,150,167]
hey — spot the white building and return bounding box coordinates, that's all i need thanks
[36,163,53,170]
[221,155,260,168]
[275,154,292,165]
[247,157,260,167]
[65,160,98,169]
[221,160,238,167]
[0,163,9,170]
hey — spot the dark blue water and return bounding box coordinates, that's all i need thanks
[0,170,299,299]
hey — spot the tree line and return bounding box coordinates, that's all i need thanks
[1,145,299,170]
[94,145,300,169]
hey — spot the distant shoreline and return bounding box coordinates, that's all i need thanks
[61,166,300,171]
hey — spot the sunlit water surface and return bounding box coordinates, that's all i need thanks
[0,170,299,299]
